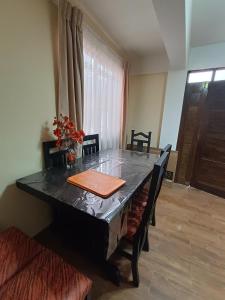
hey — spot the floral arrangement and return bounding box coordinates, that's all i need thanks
[53,114,85,163]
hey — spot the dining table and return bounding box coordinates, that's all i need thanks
[16,149,159,262]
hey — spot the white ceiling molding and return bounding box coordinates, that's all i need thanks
[152,0,188,69]
[185,0,192,66]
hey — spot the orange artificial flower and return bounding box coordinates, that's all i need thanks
[53,114,85,149]
[79,129,85,137]
[67,152,76,162]
[56,138,62,147]
[53,128,62,137]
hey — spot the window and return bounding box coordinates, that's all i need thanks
[83,25,123,150]
[188,71,213,83]
[188,68,225,84]
[214,69,225,81]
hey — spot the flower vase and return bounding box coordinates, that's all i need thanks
[66,146,76,168]
[75,142,82,159]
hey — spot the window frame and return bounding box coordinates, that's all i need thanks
[187,70,213,83]
[187,67,225,84]
[213,68,225,81]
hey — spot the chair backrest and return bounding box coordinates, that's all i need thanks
[43,140,67,169]
[160,144,172,157]
[160,144,172,173]
[132,152,169,253]
[138,151,169,233]
[82,134,99,156]
[131,130,151,153]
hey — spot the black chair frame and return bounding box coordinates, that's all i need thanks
[82,134,99,156]
[119,152,169,287]
[160,144,172,156]
[131,130,151,153]
[43,140,68,169]
[148,143,172,226]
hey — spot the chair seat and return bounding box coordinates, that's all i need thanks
[0,248,92,300]
[0,227,44,287]
[132,186,148,209]
[132,199,147,209]
[125,208,145,241]
[125,186,149,241]
[0,227,92,300]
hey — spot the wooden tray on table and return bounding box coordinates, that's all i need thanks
[67,169,126,198]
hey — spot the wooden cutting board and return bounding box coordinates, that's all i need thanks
[67,169,126,198]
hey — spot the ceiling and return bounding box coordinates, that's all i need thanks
[75,0,225,71]
[80,0,166,58]
[79,0,188,70]
[191,0,225,47]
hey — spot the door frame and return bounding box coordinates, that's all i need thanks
[190,80,225,198]
[175,67,225,184]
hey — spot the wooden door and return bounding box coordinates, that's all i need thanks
[175,83,207,184]
[191,81,225,198]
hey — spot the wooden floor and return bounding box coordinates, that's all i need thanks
[37,182,225,300]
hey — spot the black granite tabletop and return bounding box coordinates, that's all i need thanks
[16,149,159,223]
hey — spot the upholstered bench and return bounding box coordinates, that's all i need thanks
[0,227,92,300]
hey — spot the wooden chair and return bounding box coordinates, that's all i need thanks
[160,144,172,157]
[150,144,172,226]
[160,143,172,174]
[118,152,169,287]
[83,134,99,156]
[131,130,151,153]
[43,140,68,169]
[160,144,172,167]
[133,144,172,228]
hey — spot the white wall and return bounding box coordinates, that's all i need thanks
[130,53,169,75]
[159,42,225,150]
[159,70,187,150]
[189,42,225,69]
[0,0,57,235]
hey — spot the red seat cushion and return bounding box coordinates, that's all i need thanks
[132,199,147,210]
[0,227,44,287]
[125,207,145,241]
[0,248,92,300]
[132,187,148,211]
[125,186,149,241]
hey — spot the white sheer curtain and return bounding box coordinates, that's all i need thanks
[83,25,124,150]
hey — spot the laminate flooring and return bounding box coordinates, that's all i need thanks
[37,182,225,300]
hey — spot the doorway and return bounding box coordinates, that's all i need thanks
[176,68,225,198]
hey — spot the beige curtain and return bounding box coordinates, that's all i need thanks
[58,0,84,129]
[120,62,129,149]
